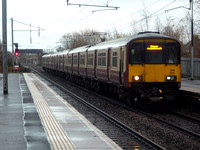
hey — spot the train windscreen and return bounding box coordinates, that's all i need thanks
[129,42,144,64]
[165,43,180,64]
[145,44,163,64]
[129,41,180,64]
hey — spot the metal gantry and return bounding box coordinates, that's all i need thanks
[66,0,120,12]
[11,18,44,70]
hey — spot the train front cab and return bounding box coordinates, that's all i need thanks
[127,38,181,102]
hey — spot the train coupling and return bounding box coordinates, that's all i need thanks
[146,87,163,102]
[149,96,164,102]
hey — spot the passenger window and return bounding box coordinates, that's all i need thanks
[98,53,101,66]
[112,51,118,67]
[98,52,106,66]
[87,53,94,66]
[73,55,78,65]
[80,54,85,65]
[68,56,72,64]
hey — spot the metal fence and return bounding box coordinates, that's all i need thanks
[181,57,200,79]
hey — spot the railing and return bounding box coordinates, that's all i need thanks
[181,57,200,79]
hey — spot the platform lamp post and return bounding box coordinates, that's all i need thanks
[165,0,194,80]
[2,0,8,94]
[190,0,194,80]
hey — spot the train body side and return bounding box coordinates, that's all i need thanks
[42,32,181,103]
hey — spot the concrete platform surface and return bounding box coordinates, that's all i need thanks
[181,78,200,94]
[0,74,27,150]
[0,74,52,150]
[24,73,122,150]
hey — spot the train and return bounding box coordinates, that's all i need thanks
[42,31,181,105]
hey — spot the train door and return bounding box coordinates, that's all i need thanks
[65,54,68,73]
[94,50,97,78]
[71,54,73,73]
[55,55,58,70]
[62,55,64,72]
[144,43,164,82]
[119,47,123,84]
[78,52,80,75]
[107,48,111,81]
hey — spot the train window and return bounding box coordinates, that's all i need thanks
[51,57,53,64]
[145,50,163,64]
[65,56,67,65]
[145,43,163,64]
[98,52,106,66]
[102,53,106,66]
[73,55,78,65]
[166,43,179,64]
[112,51,118,67]
[80,54,85,65]
[129,42,144,64]
[88,54,93,66]
[68,56,72,64]
[98,53,101,66]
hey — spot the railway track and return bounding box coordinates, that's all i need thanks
[28,66,164,150]
[25,64,200,149]
[130,108,200,140]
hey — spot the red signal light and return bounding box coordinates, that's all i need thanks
[15,52,19,56]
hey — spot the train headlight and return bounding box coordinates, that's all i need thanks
[133,75,143,82]
[166,76,177,81]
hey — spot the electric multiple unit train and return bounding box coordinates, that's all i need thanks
[42,32,181,105]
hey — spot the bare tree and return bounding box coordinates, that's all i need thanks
[194,0,200,35]
[154,16,162,33]
[111,29,127,39]
[161,17,184,41]
[59,29,107,49]
[141,0,151,31]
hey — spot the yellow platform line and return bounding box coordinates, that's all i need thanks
[24,73,75,150]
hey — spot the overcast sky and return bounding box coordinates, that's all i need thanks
[0,0,191,51]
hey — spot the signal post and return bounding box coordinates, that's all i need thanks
[13,43,20,71]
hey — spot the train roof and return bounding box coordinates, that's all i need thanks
[42,49,70,58]
[88,32,179,51]
[42,53,54,58]
[57,49,70,56]
[42,32,179,56]
[69,45,90,54]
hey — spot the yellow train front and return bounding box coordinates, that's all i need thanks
[125,32,181,103]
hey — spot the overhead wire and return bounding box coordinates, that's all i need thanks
[104,0,161,30]
[35,0,94,46]
[38,0,191,49]
[12,19,44,30]
[45,0,160,45]
[111,0,199,34]
[107,0,177,34]
[42,1,92,39]
[40,0,115,48]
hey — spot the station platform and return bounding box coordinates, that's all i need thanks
[0,73,121,150]
[180,78,200,95]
